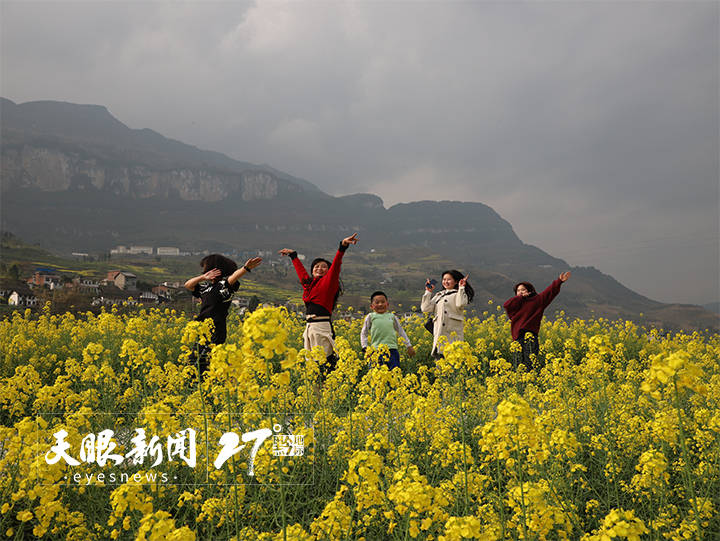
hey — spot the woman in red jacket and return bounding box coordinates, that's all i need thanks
[279,233,358,375]
[503,271,571,368]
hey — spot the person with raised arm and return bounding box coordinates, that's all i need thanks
[279,233,358,375]
[421,270,474,358]
[503,271,571,369]
[184,254,263,377]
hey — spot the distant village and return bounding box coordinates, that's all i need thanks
[110,244,302,263]
[0,244,279,312]
[109,245,190,257]
[0,244,379,320]
[1,267,195,309]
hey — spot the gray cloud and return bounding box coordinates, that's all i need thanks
[2,1,717,305]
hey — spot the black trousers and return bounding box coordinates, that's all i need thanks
[189,343,212,379]
[513,330,540,369]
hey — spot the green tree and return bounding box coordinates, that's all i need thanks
[8,264,20,280]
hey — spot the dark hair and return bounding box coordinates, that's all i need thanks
[442,269,475,302]
[513,281,537,296]
[200,254,238,277]
[370,291,387,302]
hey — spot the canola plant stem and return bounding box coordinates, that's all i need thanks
[226,388,240,540]
[674,378,703,539]
[459,375,470,514]
[513,422,530,541]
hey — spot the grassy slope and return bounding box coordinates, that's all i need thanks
[1,238,469,311]
[2,237,718,331]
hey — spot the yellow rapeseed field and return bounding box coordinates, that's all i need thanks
[0,303,718,540]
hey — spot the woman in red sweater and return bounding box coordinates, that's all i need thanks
[503,271,571,368]
[279,233,358,375]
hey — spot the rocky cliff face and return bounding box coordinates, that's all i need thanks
[1,98,320,202]
[1,144,291,202]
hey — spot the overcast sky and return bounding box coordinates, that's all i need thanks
[1,1,718,305]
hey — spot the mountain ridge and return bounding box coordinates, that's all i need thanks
[1,97,717,331]
[1,97,325,198]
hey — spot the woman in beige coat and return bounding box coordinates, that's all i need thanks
[421,270,474,357]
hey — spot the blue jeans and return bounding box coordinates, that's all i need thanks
[378,348,400,370]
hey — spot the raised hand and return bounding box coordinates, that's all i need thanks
[203,268,221,281]
[559,271,571,282]
[244,257,263,270]
[278,248,295,256]
[341,233,359,247]
[425,279,435,291]
[459,275,469,288]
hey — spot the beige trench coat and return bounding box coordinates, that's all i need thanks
[421,287,468,355]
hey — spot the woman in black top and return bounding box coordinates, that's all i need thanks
[184,253,262,375]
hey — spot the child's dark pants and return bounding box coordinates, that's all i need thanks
[379,348,400,370]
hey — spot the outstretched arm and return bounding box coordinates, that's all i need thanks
[327,233,359,285]
[279,248,310,283]
[538,272,570,308]
[456,275,469,308]
[421,290,437,313]
[456,288,469,308]
[227,257,263,285]
[185,269,220,292]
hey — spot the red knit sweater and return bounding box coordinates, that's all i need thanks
[290,244,346,317]
[503,278,563,340]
